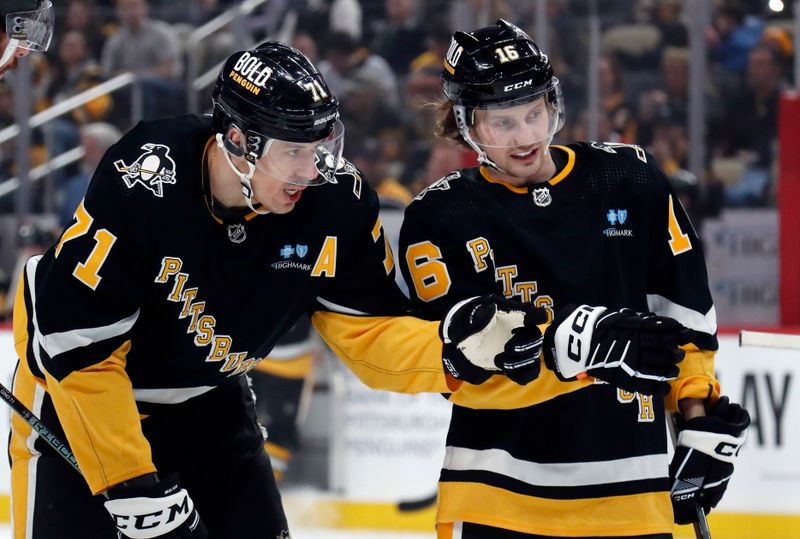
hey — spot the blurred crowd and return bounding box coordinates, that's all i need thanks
[0,0,794,315]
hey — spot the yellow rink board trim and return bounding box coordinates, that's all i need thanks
[3,492,798,538]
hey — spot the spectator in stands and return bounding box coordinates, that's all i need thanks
[58,122,121,227]
[599,53,636,143]
[371,0,427,76]
[714,43,786,206]
[402,65,441,143]
[318,30,399,107]
[296,0,364,42]
[39,31,112,188]
[61,0,109,61]
[101,0,183,119]
[708,3,765,101]
[292,32,319,64]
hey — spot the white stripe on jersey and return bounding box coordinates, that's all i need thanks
[646,293,717,335]
[315,296,367,315]
[41,310,139,358]
[443,446,667,487]
[267,340,316,360]
[26,255,140,362]
[133,386,215,404]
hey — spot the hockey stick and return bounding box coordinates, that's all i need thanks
[694,504,711,539]
[739,330,800,350]
[396,491,437,512]
[0,381,81,473]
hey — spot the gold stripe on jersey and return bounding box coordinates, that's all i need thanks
[9,293,40,539]
[666,344,719,412]
[547,145,577,185]
[254,353,314,379]
[43,341,156,494]
[448,365,591,410]
[311,312,449,393]
[477,145,576,192]
[479,167,527,193]
[437,482,673,537]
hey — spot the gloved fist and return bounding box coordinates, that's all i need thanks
[440,295,548,385]
[104,474,208,538]
[542,304,695,395]
[670,396,750,524]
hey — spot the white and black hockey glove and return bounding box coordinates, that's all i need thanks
[670,396,750,524]
[542,304,695,395]
[104,474,208,539]
[440,295,548,385]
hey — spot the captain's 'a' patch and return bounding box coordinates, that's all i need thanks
[114,143,177,197]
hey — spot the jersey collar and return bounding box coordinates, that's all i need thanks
[479,145,577,193]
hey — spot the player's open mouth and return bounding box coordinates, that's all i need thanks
[285,188,303,203]
[510,147,537,160]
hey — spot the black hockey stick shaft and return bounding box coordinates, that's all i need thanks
[0,381,81,473]
[694,504,712,539]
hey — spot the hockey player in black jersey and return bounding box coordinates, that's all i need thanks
[397,20,751,539]
[0,0,53,78]
[7,41,565,538]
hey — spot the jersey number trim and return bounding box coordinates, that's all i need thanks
[405,241,451,302]
[55,200,118,290]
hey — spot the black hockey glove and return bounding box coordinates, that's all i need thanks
[440,295,548,385]
[542,304,695,395]
[104,474,208,538]
[670,396,750,524]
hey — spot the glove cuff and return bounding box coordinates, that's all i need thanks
[440,296,484,343]
[544,304,607,379]
[104,475,197,538]
[677,428,746,463]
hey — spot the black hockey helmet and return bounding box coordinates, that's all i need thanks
[440,20,565,169]
[1,0,54,70]
[211,41,344,202]
[442,19,559,111]
[212,41,340,154]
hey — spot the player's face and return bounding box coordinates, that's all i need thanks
[0,34,31,78]
[472,98,556,185]
[249,143,317,214]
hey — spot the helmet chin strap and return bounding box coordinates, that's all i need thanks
[0,38,20,72]
[215,133,270,215]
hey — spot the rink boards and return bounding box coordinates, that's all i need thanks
[0,331,798,537]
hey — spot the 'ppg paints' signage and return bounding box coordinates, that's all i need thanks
[228,51,273,95]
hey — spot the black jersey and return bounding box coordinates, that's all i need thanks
[12,114,449,494]
[398,143,720,537]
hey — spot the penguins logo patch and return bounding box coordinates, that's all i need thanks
[114,143,177,197]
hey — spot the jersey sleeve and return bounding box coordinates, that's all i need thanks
[310,184,452,394]
[19,143,157,494]
[645,161,720,410]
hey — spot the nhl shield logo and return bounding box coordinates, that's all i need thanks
[227,224,246,243]
[114,143,177,197]
[532,187,552,207]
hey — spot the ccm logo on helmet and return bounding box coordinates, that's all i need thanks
[503,79,533,92]
[229,51,273,95]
